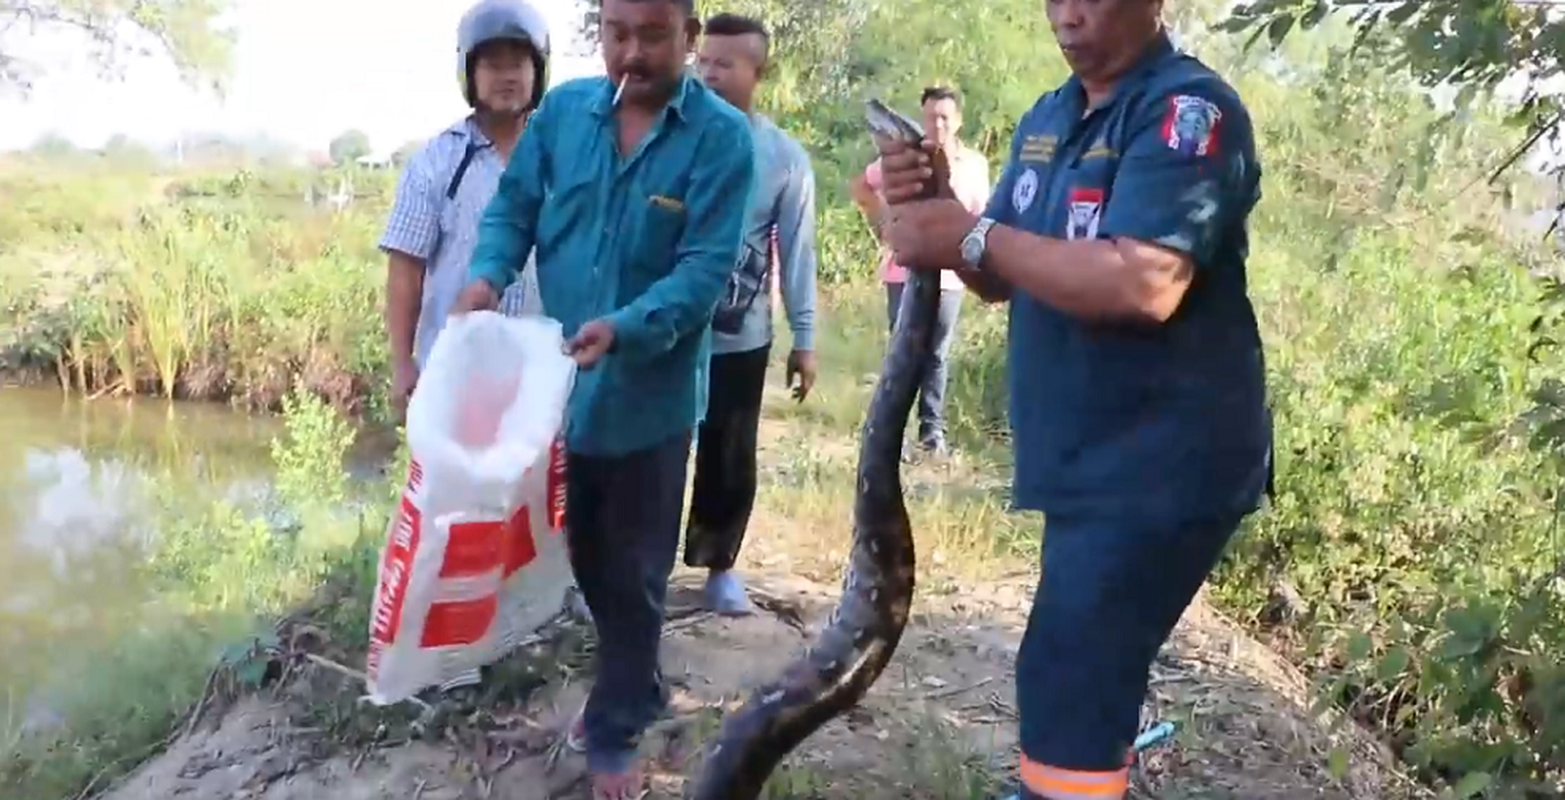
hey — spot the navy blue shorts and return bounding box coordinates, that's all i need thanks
[1016,512,1243,798]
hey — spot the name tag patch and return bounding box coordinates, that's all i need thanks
[1066,187,1102,241]
[1019,134,1056,163]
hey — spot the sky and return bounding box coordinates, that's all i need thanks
[0,0,606,154]
[3,2,1563,172]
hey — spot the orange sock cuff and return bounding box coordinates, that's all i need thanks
[1019,755,1128,799]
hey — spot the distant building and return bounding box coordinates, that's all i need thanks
[355,152,394,170]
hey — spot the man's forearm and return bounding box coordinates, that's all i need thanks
[983,225,1140,320]
[957,268,1010,304]
[469,188,533,293]
[386,257,424,362]
[468,123,547,292]
[849,177,883,228]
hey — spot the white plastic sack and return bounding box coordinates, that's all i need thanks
[365,311,576,705]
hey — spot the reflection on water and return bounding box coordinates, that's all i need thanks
[0,387,284,732]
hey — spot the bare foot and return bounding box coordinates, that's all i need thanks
[590,764,645,800]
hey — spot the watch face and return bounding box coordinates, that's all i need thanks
[961,233,983,266]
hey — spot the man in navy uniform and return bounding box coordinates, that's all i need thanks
[874,1,1271,797]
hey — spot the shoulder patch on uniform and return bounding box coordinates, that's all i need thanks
[1160,94,1223,157]
[1012,167,1039,213]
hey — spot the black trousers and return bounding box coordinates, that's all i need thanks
[565,432,691,768]
[684,344,771,571]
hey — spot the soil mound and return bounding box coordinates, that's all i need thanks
[97,570,1417,800]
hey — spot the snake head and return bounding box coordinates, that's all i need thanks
[863,97,954,203]
[865,98,924,144]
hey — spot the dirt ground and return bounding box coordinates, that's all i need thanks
[96,562,1423,800]
[90,395,1427,800]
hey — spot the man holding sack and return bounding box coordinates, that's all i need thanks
[453,0,755,795]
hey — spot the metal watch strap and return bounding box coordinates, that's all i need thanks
[961,217,996,272]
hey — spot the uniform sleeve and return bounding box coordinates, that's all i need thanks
[468,93,555,292]
[1097,85,1257,266]
[607,118,757,360]
[378,146,441,261]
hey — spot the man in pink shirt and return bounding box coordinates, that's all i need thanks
[851,85,990,455]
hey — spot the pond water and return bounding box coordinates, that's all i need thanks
[0,387,385,735]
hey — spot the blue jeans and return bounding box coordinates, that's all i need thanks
[565,432,692,773]
[1015,511,1243,796]
[886,281,963,442]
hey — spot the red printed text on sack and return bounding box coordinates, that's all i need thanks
[547,435,566,531]
[370,495,422,647]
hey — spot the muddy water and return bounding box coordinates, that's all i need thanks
[0,387,295,732]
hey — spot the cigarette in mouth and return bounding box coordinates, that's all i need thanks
[613,74,628,105]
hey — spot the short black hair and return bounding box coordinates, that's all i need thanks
[920,85,962,109]
[703,12,770,61]
[615,0,695,13]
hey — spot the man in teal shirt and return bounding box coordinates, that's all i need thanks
[452,0,755,795]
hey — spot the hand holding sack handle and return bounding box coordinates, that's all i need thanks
[366,311,575,705]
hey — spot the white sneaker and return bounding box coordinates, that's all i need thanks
[568,586,593,623]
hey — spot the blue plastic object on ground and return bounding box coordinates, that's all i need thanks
[993,720,1180,800]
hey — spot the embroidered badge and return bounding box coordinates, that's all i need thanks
[1013,167,1038,212]
[1065,187,1103,241]
[1161,94,1222,157]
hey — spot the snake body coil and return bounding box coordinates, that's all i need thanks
[690,100,952,800]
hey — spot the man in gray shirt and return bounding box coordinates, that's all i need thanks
[687,12,818,615]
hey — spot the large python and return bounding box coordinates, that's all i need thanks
[690,99,953,800]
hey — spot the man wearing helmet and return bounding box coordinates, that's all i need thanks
[454,0,756,795]
[377,0,556,692]
[380,0,549,423]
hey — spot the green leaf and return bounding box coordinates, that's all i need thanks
[1300,0,1329,30]
[1451,771,1491,798]
[1327,746,1350,780]
[1214,15,1255,33]
[1376,646,1412,682]
[1345,630,1374,661]
[1386,0,1421,26]
[1266,13,1296,46]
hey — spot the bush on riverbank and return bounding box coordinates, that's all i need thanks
[0,179,390,414]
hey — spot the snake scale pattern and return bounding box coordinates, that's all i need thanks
[689,100,952,800]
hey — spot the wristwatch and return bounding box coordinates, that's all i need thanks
[959,217,996,272]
